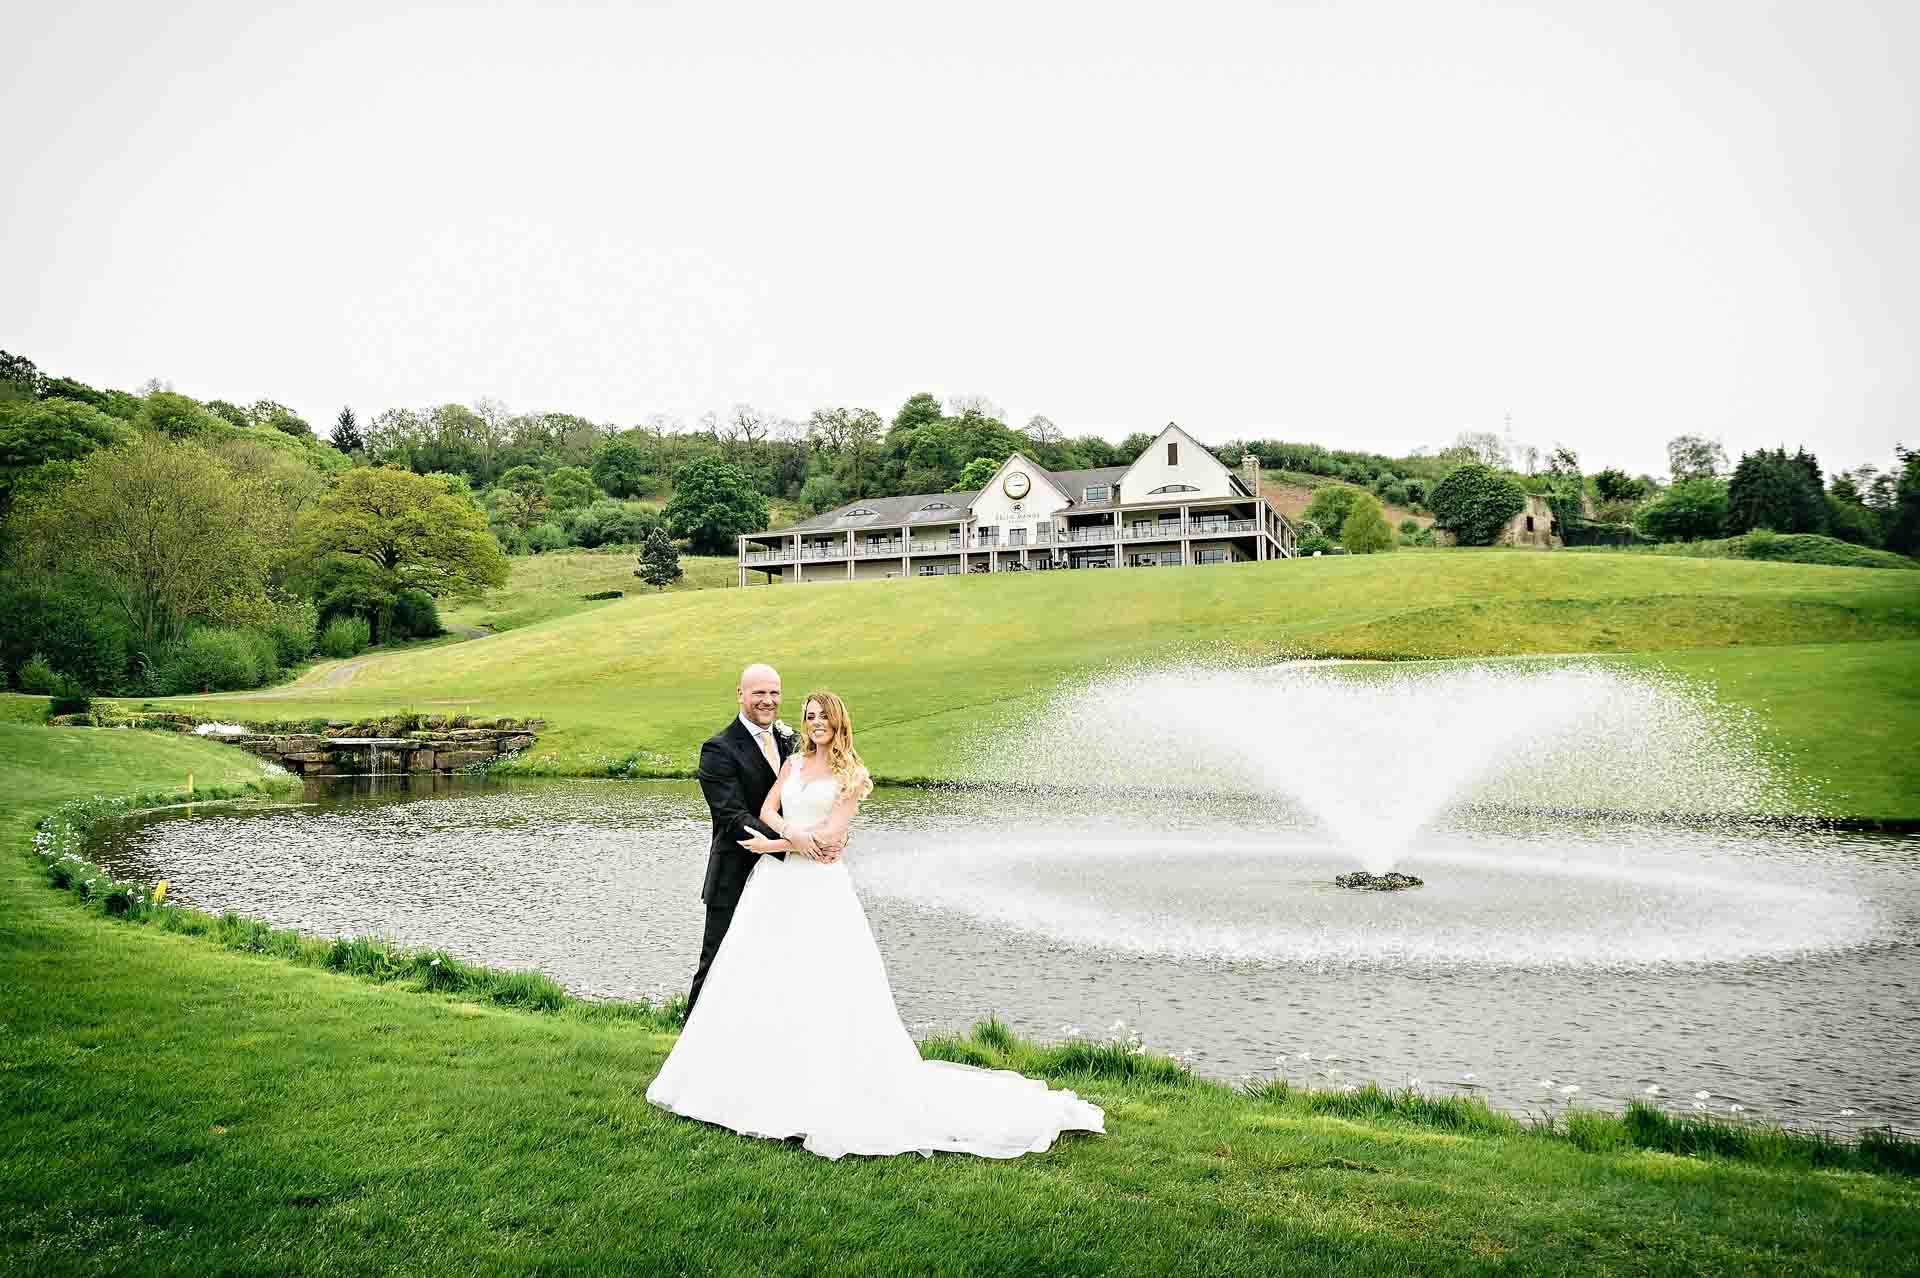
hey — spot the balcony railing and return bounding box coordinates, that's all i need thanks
[743,518,1268,562]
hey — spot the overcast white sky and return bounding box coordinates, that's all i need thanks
[3,0,1914,476]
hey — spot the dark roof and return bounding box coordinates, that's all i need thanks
[1047,466,1130,506]
[767,491,968,535]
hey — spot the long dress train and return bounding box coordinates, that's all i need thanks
[647,775,1104,1159]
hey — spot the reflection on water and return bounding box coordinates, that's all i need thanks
[91,777,1920,1132]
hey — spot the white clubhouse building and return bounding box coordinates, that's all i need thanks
[738,424,1298,585]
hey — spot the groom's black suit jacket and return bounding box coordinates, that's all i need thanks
[697,717,791,909]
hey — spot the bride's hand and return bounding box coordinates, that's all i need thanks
[737,835,783,855]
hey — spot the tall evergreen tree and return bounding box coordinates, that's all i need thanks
[1724,448,1826,535]
[331,406,366,454]
[635,526,683,590]
[1886,446,1920,557]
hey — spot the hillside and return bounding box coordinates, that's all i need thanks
[158,553,1920,817]
[1261,471,1433,530]
[440,551,741,633]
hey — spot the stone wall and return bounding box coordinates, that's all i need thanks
[77,713,543,776]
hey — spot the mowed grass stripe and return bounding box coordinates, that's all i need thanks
[149,552,1920,813]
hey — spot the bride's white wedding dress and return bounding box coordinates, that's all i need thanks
[646,774,1104,1160]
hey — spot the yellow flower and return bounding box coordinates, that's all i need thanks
[153,880,169,904]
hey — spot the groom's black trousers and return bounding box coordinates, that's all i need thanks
[686,903,735,1016]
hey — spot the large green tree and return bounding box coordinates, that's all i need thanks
[543,465,600,512]
[949,456,1002,494]
[590,438,651,497]
[1667,434,1729,483]
[1300,486,1363,541]
[1338,492,1395,553]
[663,455,768,554]
[1886,446,1920,557]
[1635,478,1729,541]
[296,467,508,641]
[6,436,270,644]
[0,396,132,518]
[142,390,220,438]
[1428,463,1526,545]
[1724,447,1826,535]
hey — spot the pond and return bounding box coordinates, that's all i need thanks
[91,775,1920,1134]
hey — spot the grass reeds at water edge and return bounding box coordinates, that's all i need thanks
[35,784,1920,1181]
[32,784,688,1028]
[926,1018,1920,1178]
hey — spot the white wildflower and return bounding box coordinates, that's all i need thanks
[1559,1084,1580,1096]
[1644,1085,1663,1096]
[1693,1090,1711,1100]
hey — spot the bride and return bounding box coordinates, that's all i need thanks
[646,689,1104,1160]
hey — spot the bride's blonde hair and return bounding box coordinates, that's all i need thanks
[799,690,873,801]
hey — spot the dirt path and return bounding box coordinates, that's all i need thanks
[191,624,495,699]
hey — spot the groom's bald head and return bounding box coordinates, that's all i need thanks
[737,663,782,726]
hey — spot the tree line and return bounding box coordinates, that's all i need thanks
[0,352,510,701]
[5,345,1914,700]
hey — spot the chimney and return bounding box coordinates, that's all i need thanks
[1241,451,1261,494]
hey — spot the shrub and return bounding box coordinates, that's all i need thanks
[526,522,569,553]
[16,652,58,694]
[569,499,664,549]
[157,628,267,693]
[391,589,443,639]
[265,596,319,665]
[1636,478,1729,542]
[1428,463,1526,545]
[0,587,131,694]
[317,615,372,659]
[1339,493,1396,554]
[1300,486,1363,541]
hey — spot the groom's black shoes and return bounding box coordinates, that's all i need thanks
[687,717,790,1013]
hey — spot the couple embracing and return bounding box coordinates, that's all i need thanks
[645,663,1105,1161]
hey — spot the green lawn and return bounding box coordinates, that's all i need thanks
[440,550,741,633]
[150,552,1920,816]
[3,725,1916,1276]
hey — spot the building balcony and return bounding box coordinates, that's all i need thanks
[744,518,1274,563]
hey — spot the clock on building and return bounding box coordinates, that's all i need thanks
[1002,470,1031,499]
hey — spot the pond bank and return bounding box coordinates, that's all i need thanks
[3,722,1917,1276]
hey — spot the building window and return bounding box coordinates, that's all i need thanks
[1168,441,1179,465]
[1083,485,1110,503]
[1196,548,1229,565]
[1525,515,1535,531]
[920,501,953,511]
[1149,483,1198,495]
[846,507,876,516]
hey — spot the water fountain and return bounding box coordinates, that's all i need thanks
[966,659,1790,880]
[85,659,1919,1129]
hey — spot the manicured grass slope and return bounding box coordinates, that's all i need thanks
[3,728,1916,1276]
[440,551,740,633]
[162,553,1920,812]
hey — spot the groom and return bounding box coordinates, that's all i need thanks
[686,662,845,1014]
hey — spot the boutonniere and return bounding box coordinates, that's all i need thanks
[773,720,796,744]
